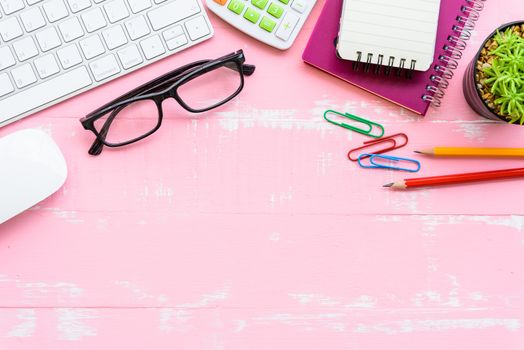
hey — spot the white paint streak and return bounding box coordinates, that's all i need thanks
[159,308,175,332]
[354,318,521,334]
[7,309,36,338]
[234,320,247,333]
[344,295,377,309]
[453,122,487,141]
[269,231,281,241]
[20,281,84,300]
[177,286,229,308]
[158,308,191,333]
[288,293,340,306]
[56,308,97,341]
[115,281,156,301]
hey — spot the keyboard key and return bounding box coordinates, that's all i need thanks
[125,15,149,40]
[184,15,209,40]
[252,0,268,10]
[163,26,187,50]
[89,54,121,81]
[278,0,288,4]
[0,46,16,71]
[147,0,200,31]
[66,0,91,13]
[43,0,69,22]
[59,17,84,42]
[267,2,283,18]
[34,54,60,78]
[57,44,83,68]
[139,34,164,59]
[0,17,23,41]
[27,0,43,4]
[0,0,24,15]
[117,44,143,69]
[79,34,105,59]
[165,33,187,50]
[36,27,62,52]
[11,63,37,88]
[275,10,298,40]
[20,7,46,32]
[290,0,305,13]
[104,0,129,23]
[13,36,38,61]
[227,0,244,14]
[102,24,127,49]
[259,16,275,32]
[0,67,92,125]
[162,25,183,40]
[81,7,107,32]
[243,8,260,23]
[127,0,151,13]
[0,73,14,97]
[213,0,227,5]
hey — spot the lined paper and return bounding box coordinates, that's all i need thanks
[337,0,441,71]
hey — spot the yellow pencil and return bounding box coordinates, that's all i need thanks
[415,147,524,157]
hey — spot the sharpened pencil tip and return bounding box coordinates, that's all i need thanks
[414,151,422,154]
[383,183,393,188]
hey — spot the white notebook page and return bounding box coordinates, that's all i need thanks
[337,0,441,71]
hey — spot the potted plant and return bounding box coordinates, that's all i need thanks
[463,21,524,124]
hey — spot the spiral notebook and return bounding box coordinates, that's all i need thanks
[336,0,441,72]
[302,0,485,115]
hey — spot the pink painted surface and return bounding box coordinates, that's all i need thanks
[1,0,524,348]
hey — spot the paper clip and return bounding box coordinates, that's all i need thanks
[347,133,409,161]
[323,110,384,138]
[357,153,421,172]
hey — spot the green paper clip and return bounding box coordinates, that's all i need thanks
[323,110,384,138]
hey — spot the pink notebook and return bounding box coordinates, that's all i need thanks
[302,0,485,116]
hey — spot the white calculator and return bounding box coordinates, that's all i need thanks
[206,0,316,50]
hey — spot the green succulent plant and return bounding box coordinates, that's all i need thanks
[482,27,524,124]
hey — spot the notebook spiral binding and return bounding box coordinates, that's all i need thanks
[352,52,417,79]
[422,0,486,107]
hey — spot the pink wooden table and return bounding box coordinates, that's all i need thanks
[1,0,524,348]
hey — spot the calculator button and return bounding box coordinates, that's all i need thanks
[227,0,244,14]
[184,15,210,40]
[213,0,227,5]
[278,0,289,4]
[290,0,306,13]
[251,0,268,10]
[259,16,275,32]
[267,2,283,18]
[243,8,260,23]
[275,10,298,40]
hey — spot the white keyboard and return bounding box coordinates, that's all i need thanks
[0,0,214,127]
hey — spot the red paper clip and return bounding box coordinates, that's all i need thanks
[347,133,409,161]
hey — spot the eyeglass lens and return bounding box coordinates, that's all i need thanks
[177,63,242,111]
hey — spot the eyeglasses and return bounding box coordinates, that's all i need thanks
[80,50,255,155]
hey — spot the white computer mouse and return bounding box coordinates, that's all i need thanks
[0,128,67,224]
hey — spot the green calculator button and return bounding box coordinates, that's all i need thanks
[228,0,245,14]
[243,8,261,23]
[267,2,283,18]
[251,0,268,9]
[259,16,276,32]
[278,0,289,4]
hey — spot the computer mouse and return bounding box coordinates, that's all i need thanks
[0,129,67,224]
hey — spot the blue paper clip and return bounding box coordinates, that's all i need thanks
[357,153,421,172]
[323,110,384,138]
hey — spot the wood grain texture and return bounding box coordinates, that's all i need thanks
[1,0,524,348]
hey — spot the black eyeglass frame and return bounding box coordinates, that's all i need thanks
[80,50,255,154]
